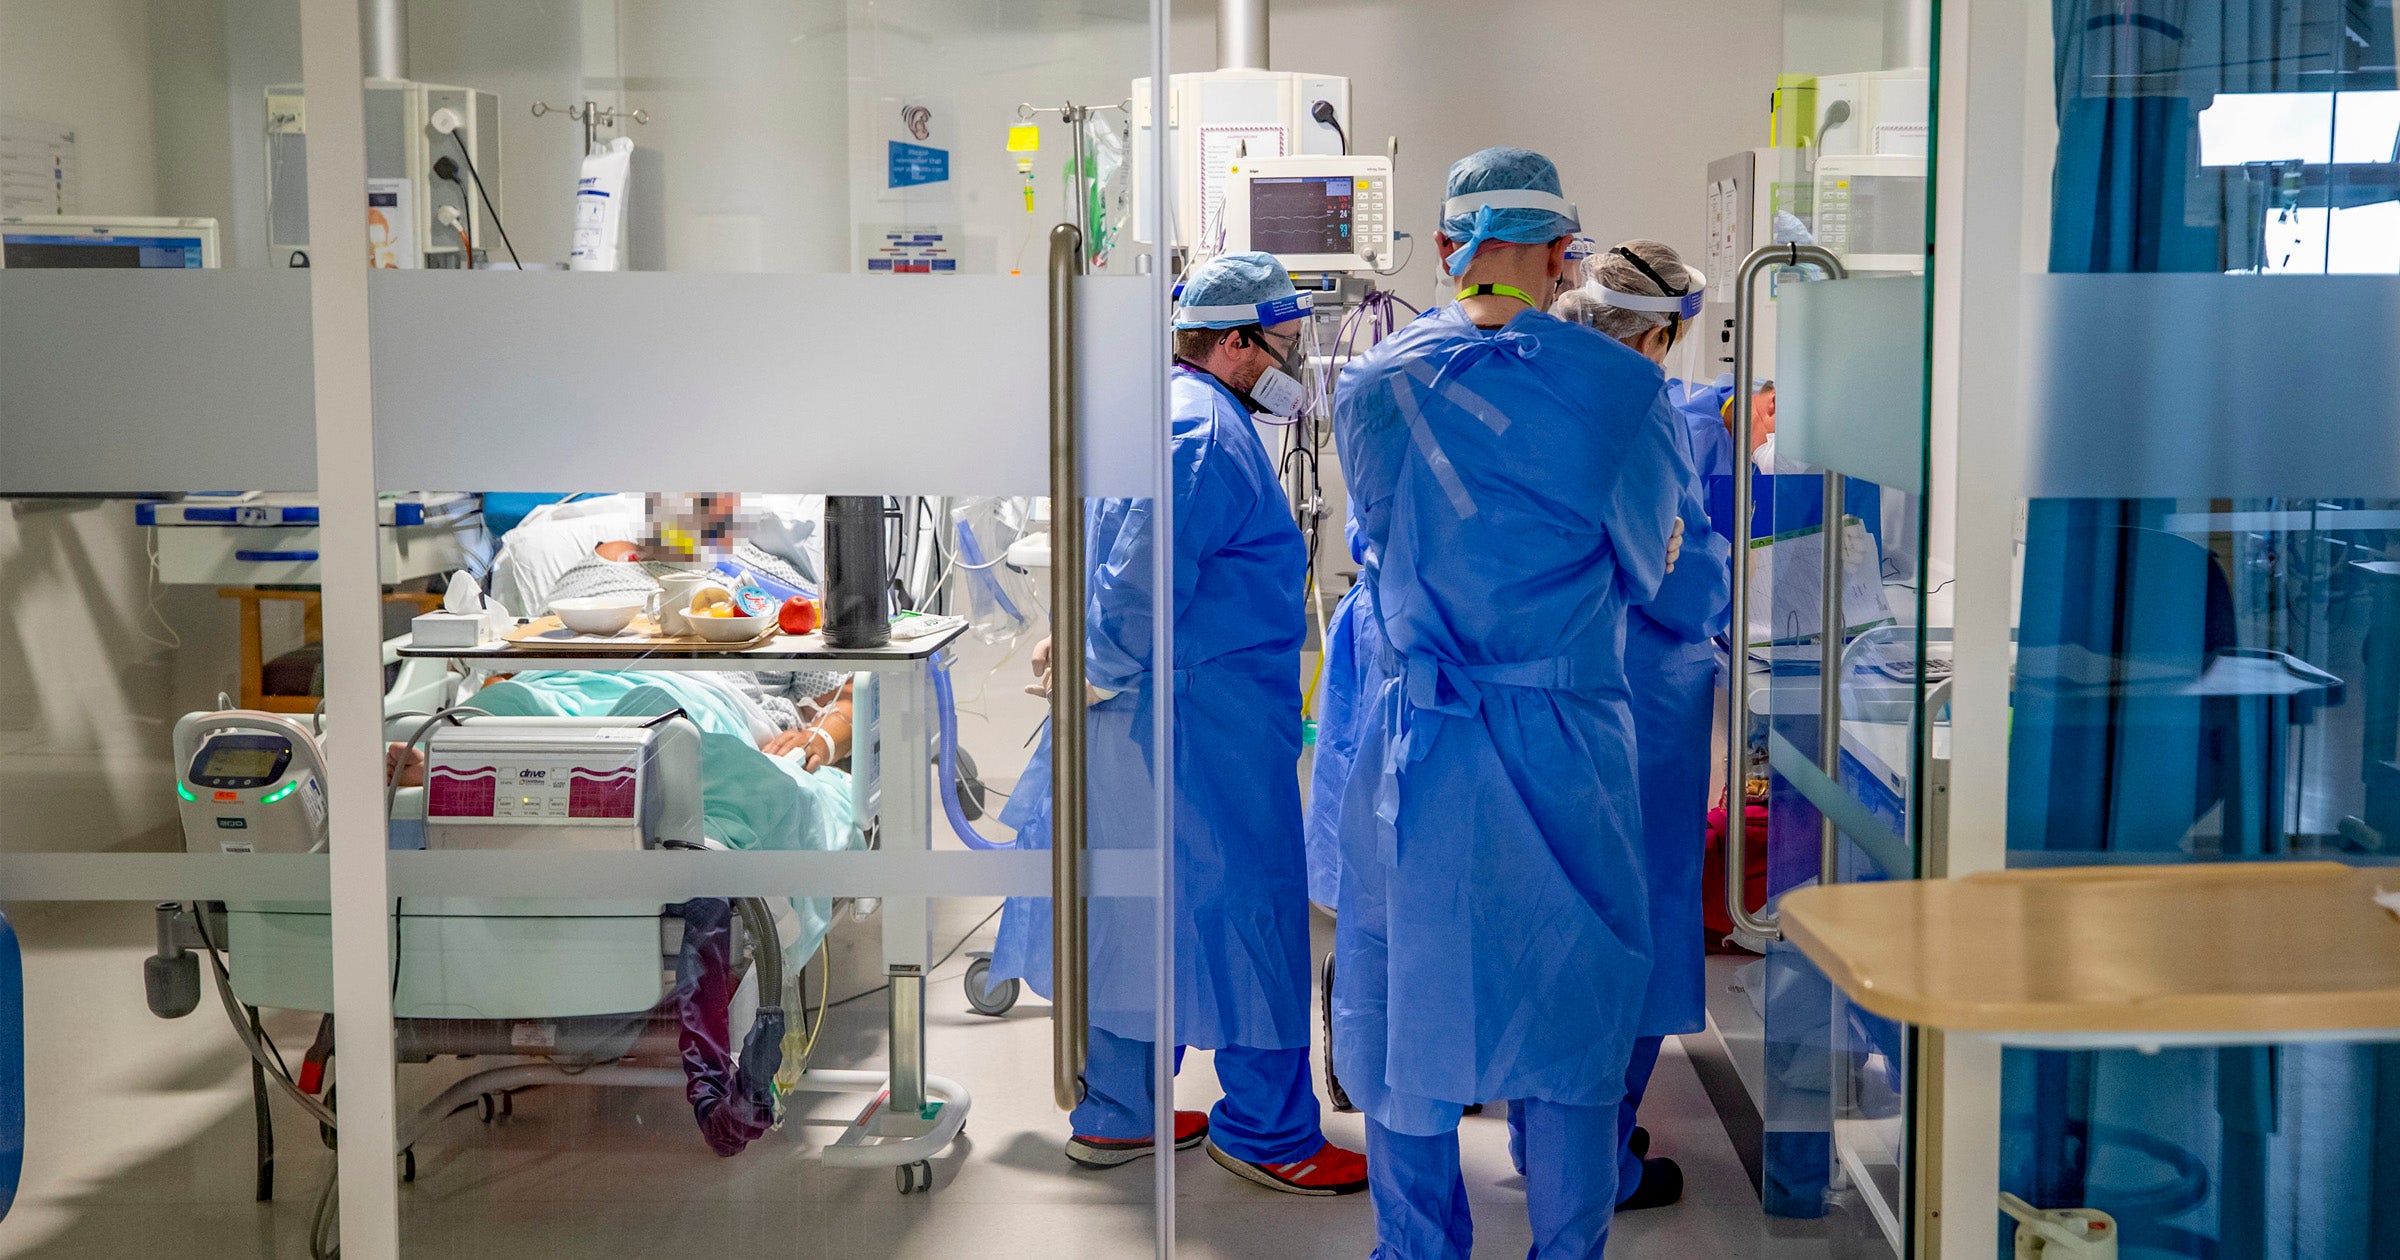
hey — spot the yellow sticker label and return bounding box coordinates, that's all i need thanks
[1007,124,1041,153]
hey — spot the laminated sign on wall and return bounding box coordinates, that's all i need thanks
[861,224,959,274]
[885,97,952,195]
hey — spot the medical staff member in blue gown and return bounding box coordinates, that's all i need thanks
[987,252,1369,1197]
[1330,149,1690,1259]
[1513,239,1734,1214]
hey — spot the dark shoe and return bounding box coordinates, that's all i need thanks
[1203,1139,1370,1196]
[1629,1125,1650,1160]
[1065,1110,1209,1169]
[1617,1156,1684,1211]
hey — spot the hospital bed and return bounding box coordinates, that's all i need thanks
[141,623,974,1252]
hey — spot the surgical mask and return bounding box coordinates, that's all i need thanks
[1245,324,1321,420]
[1249,363,1308,418]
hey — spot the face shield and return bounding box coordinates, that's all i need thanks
[1178,289,1326,423]
[1587,249,1708,345]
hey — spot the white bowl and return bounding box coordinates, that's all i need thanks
[687,611,771,643]
[551,596,642,636]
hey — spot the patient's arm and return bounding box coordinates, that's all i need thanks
[757,680,855,771]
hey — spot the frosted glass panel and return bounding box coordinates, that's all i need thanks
[1777,276,1926,493]
[2025,274,2400,498]
[0,272,314,492]
[369,271,1155,495]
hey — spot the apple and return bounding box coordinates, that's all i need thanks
[779,597,820,636]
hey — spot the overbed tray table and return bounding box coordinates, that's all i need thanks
[1780,861,2400,1049]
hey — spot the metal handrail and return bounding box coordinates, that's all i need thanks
[1724,243,1846,945]
[1048,222,1090,1112]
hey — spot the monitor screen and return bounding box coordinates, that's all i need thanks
[1249,176,1355,256]
[2,233,209,269]
[201,747,285,781]
[1845,176,1926,258]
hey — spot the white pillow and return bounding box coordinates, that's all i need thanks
[487,494,645,616]
[744,494,825,587]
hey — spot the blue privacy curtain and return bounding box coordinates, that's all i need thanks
[2005,2,2400,1256]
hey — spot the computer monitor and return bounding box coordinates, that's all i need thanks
[1220,155,1395,274]
[0,216,221,269]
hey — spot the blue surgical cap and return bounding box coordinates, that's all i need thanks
[1174,251,1311,329]
[1440,147,1582,277]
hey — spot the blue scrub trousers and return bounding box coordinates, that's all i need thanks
[1505,1035,1664,1199]
[1071,1025,1324,1164]
[1366,1096,1621,1260]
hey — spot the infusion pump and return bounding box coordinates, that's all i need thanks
[1220,155,1395,274]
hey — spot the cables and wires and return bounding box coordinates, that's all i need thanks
[825,904,1004,1011]
[189,904,342,1257]
[387,706,493,998]
[1311,99,1349,155]
[442,131,521,268]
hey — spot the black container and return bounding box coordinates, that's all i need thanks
[822,495,891,649]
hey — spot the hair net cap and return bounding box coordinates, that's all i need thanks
[1175,251,1310,329]
[1440,147,1582,277]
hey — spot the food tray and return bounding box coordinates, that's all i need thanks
[498,615,775,653]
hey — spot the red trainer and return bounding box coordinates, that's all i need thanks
[1064,1110,1210,1170]
[1203,1138,1370,1196]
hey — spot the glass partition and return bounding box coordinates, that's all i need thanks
[343,1,1171,1256]
[4,0,1175,1254]
[0,3,345,1254]
[1995,2,2400,1256]
[1726,0,1939,1253]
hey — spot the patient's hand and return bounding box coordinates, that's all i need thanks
[759,730,811,759]
[384,742,426,788]
[594,540,642,562]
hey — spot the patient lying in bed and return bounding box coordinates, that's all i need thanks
[386,668,866,965]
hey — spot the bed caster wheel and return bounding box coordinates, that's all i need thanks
[963,953,1018,1017]
[896,1160,933,1195]
[400,1148,417,1183]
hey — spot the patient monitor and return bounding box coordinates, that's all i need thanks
[1220,154,1396,274]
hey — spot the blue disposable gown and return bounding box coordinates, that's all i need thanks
[1303,518,1387,910]
[1329,304,1688,1136]
[992,365,1314,1050]
[1626,383,1733,1038]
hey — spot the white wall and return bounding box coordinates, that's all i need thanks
[1170,0,1787,306]
[0,0,162,214]
[0,2,247,854]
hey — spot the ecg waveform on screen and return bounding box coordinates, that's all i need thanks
[1249,178,1353,256]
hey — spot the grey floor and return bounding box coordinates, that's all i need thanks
[0,900,1862,1258]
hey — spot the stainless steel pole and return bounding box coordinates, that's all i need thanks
[1048,222,1090,1111]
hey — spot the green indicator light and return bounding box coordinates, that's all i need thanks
[261,782,298,805]
[176,782,197,802]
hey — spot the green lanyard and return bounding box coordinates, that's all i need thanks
[1457,283,1540,307]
